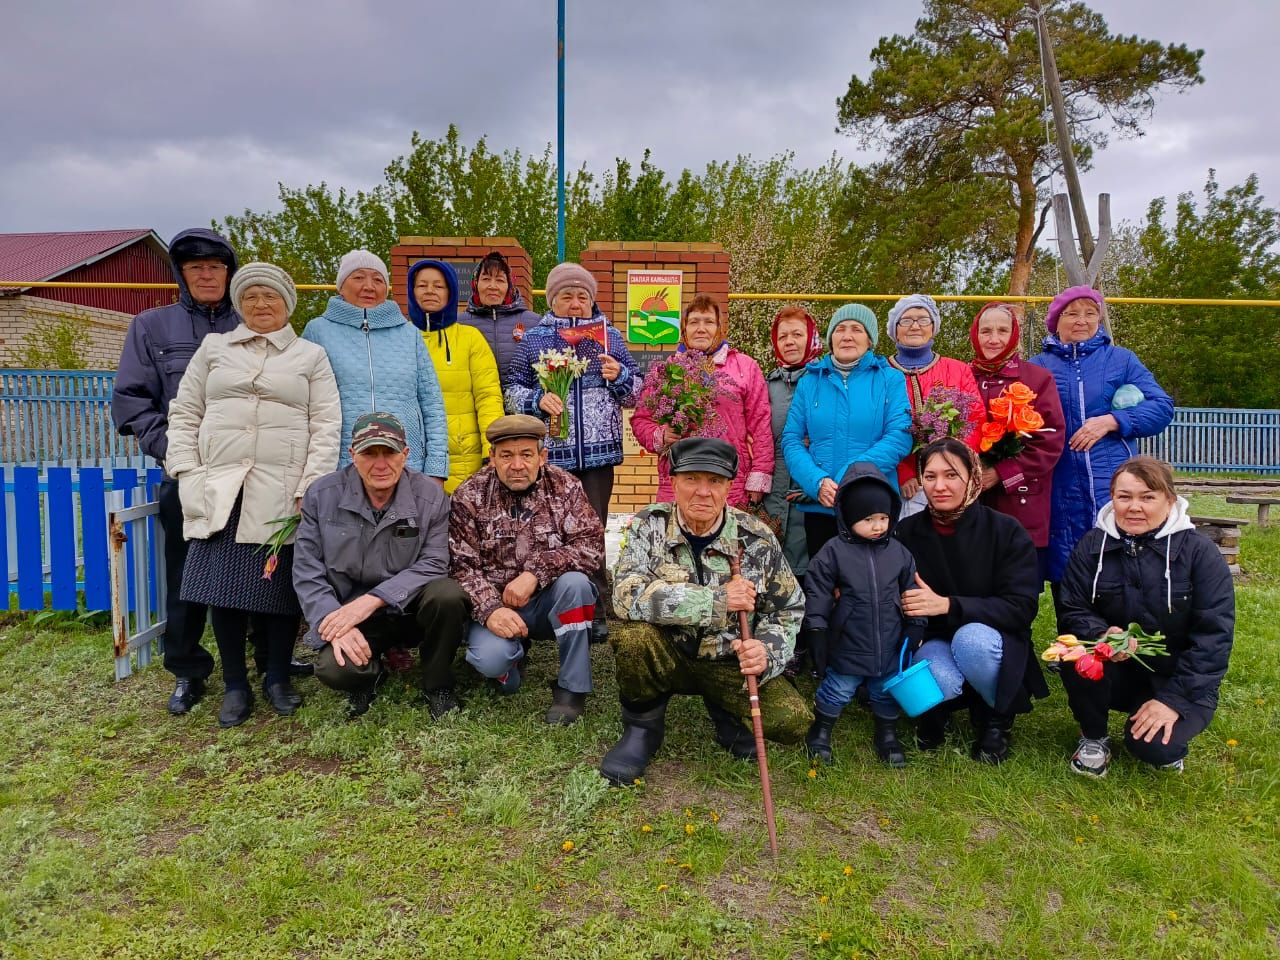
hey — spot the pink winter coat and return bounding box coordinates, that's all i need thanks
[632,343,774,508]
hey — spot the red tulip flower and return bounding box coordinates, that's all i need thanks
[1074,652,1105,681]
[1093,641,1115,661]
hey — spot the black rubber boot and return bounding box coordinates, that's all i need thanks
[805,707,839,763]
[914,704,950,751]
[600,697,669,785]
[873,715,907,768]
[705,699,757,760]
[972,709,1014,765]
[545,683,587,726]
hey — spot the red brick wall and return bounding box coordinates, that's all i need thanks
[388,237,533,316]
[579,241,730,515]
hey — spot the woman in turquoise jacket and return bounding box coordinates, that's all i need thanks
[301,250,449,480]
[782,304,913,556]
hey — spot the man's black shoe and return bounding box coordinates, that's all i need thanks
[589,617,609,645]
[347,689,377,720]
[706,699,757,760]
[218,688,254,728]
[545,683,586,725]
[168,678,206,715]
[424,687,461,720]
[288,658,315,677]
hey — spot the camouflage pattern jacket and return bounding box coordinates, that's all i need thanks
[612,503,802,682]
[449,464,605,623]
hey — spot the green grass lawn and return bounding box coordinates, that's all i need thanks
[2,498,1277,959]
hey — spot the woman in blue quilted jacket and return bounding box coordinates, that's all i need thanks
[1029,286,1173,586]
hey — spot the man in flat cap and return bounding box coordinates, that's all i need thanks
[449,414,605,724]
[293,412,471,719]
[601,437,810,785]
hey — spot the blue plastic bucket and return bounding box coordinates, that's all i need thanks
[882,640,944,717]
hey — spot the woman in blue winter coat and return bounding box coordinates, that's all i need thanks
[301,250,450,481]
[781,303,913,558]
[1029,286,1173,585]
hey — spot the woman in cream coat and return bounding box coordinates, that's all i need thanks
[167,262,340,727]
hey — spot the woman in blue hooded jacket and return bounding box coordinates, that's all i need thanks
[301,250,449,480]
[406,258,504,493]
[1029,286,1173,584]
[781,304,913,557]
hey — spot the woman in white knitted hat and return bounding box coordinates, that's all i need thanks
[167,262,341,728]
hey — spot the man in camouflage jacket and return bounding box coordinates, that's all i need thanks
[601,438,811,785]
[450,415,605,725]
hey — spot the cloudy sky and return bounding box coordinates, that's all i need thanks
[2,1,1275,246]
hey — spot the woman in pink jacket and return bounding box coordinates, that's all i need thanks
[631,295,773,508]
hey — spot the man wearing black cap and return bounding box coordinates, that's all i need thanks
[112,228,243,715]
[601,437,811,785]
[450,414,605,725]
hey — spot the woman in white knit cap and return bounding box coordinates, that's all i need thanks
[301,249,450,482]
[167,262,341,727]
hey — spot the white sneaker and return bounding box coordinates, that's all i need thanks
[1159,758,1185,773]
[1070,736,1112,778]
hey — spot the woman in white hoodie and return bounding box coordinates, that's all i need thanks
[1055,456,1235,778]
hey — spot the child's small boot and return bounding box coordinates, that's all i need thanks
[805,706,840,763]
[873,715,907,768]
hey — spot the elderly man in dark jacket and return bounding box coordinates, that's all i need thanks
[449,414,605,726]
[111,228,241,715]
[293,412,471,720]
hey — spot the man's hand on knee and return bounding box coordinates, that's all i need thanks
[501,572,539,610]
[486,607,529,639]
[319,594,384,645]
[331,628,372,668]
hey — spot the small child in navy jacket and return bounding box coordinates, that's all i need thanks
[802,462,926,766]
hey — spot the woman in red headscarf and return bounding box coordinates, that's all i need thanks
[969,302,1066,578]
[762,304,824,578]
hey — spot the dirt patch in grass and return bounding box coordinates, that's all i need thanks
[701,866,799,925]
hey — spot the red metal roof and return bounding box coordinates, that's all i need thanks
[0,230,165,283]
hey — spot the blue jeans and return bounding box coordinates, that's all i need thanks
[914,623,1003,709]
[465,571,596,694]
[815,670,899,720]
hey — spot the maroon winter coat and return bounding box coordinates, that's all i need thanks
[970,358,1065,548]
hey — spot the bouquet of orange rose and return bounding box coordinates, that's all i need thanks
[1041,624,1168,681]
[978,382,1055,465]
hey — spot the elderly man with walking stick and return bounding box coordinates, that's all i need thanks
[600,438,810,788]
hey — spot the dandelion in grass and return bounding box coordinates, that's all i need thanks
[561,840,575,853]
[641,823,653,834]
[842,864,854,877]
[656,883,669,893]
[1227,739,1239,747]
[684,823,695,836]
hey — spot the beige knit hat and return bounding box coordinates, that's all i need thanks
[545,261,597,307]
[230,262,297,317]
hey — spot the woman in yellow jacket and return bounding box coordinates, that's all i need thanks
[407,259,504,493]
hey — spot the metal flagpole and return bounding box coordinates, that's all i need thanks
[556,0,566,263]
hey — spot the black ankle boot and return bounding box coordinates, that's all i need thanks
[874,716,907,768]
[705,699,757,760]
[805,708,839,763]
[972,711,1014,765]
[914,705,950,751]
[600,698,669,785]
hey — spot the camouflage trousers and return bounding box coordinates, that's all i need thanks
[609,621,813,744]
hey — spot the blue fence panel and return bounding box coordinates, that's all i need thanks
[113,468,139,613]
[80,468,110,610]
[14,468,44,609]
[1138,407,1280,475]
[47,469,77,610]
[0,369,152,468]
[0,468,7,592]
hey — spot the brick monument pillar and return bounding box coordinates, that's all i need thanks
[577,241,730,515]
[388,236,534,318]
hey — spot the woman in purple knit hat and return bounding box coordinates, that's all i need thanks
[1028,286,1173,590]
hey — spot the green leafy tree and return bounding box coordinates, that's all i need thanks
[1113,171,1280,407]
[9,310,91,369]
[836,0,1202,296]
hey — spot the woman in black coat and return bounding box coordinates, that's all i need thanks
[1056,456,1234,778]
[895,438,1047,764]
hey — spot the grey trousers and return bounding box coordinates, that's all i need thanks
[465,571,596,694]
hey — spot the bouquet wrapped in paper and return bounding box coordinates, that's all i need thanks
[533,347,591,440]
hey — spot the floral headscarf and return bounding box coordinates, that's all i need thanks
[770,306,823,370]
[970,302,1021,375]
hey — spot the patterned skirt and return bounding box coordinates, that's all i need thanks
[180,494,301,616]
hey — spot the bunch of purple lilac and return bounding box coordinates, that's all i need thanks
[637,349,724,439]
[910,385,977,451]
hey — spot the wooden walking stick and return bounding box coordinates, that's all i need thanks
[730,549,780,858]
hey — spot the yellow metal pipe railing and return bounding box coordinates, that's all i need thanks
[3,280,1279,308]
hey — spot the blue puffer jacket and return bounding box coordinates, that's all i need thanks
[1029,330,1174,581]
[111,228,240,463]
[301,296,449,478]
[781,352,913,514]
[505,308,639,471]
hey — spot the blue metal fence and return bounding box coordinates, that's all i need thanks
[1138,407,1280,475]
[3,465,162,612]
[1,369,151,467]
